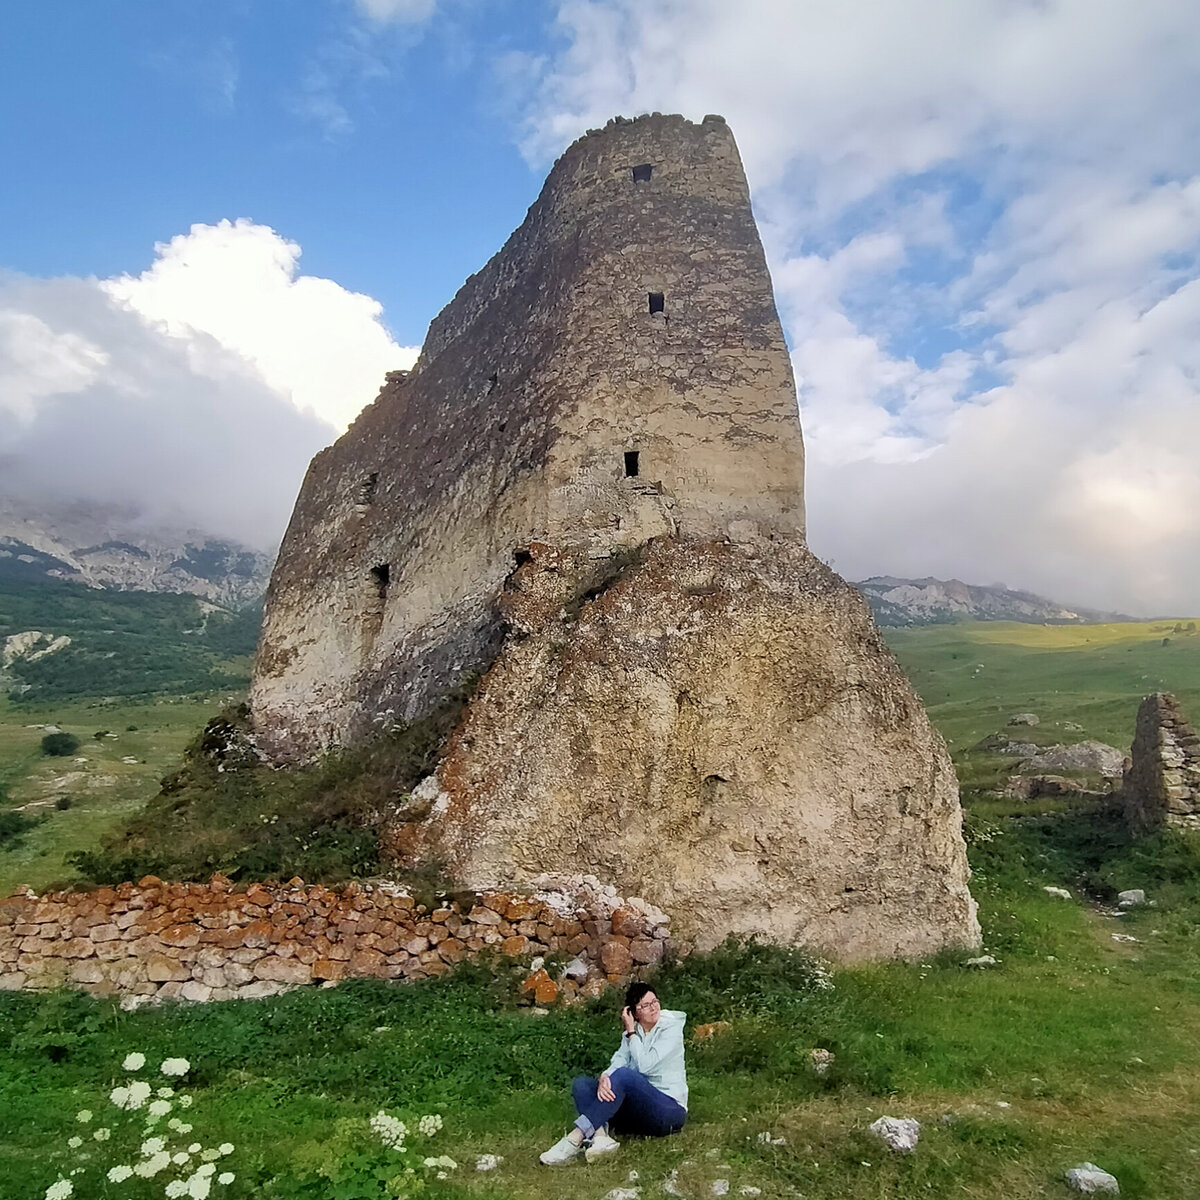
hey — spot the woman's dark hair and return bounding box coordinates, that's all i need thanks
[625,981,656,1012]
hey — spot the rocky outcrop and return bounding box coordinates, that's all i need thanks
[0,494,270,607]
[1123,693,1200,833]
[250,113,978,962]
[387,539,979,961]
[0,876,668,1003]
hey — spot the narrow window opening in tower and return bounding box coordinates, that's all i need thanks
[358,472,379,505]
[632,163,653,183]
[648,292,665,314]
[370,563,390,599]
[513,549,532,568]
[624,450,640,478]
[487,372,498,393]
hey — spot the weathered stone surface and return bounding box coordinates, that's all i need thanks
[245,115,975,963]
[252,114,807,761]
[253,956,312,985]
[426,540,978,959]
[1123,693,1200,832]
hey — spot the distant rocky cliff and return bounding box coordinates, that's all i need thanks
[856,576,1122,626]
[0,496,270,608]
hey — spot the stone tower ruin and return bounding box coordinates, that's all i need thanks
[252,114,979,960]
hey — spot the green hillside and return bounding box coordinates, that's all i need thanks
[0,576,259,704]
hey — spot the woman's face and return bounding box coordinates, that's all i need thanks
[634,990,661,1031]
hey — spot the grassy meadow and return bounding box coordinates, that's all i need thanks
[3,616,1200,1198]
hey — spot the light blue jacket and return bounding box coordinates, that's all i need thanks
[606,1009,688,1109]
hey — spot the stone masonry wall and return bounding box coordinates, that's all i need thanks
[0,876,670,1006]
[1123,692,1200,833]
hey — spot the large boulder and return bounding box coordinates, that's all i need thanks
[393,539,979,961]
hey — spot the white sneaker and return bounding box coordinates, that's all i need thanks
[539,1135,584,1166]
[585,1126,621,1162]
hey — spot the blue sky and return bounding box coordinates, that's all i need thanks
[2,1,1199,615]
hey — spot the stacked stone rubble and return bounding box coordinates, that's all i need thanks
[1122,693,1200,833]
[0,875,670,1005]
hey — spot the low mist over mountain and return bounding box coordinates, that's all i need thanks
[0,495,271,609]
[856,576,1128,627]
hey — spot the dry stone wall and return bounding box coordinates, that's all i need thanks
[0,876,670,1005]
[1123,692,1200,833]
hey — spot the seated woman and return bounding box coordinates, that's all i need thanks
[540,982,688,1165]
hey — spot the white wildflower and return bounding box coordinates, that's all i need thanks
[201,1148,220,1162]
[160,1058,191,1077]
[423,1155,457,1171]
[123,1052,146,1071]
[370,1112,408,1150]
[189,1143,202,1153]
[217,1173,235,1185]
[141,1137,166,1156]
[173,1151,191,1165]
[418,1113,443,1137]
[148,1099,172,1118]
[107,1165,133,1183]
[179,1123,194,1133]
[113,1080,152,1110]
[44,1181,73,1200]
[178,1095,194,1109]
[134,1150,171,1177]
[93,1127,111,1142]
[196,1163,216,1177]
[67,1136,83,1149]
[75,1110,93,1123]
[218,1143,234,1156]
[187,1173,212,1199]
[168,1119,186,1132]
[475,1154,503,1171]
[165,1182,188,1199]
[157,1086,175,1099]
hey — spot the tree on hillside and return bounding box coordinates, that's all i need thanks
[41,732,80,757]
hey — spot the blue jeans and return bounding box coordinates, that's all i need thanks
[572,1068,687,1138]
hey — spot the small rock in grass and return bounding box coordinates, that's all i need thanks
[1065,1162,1120,1194]
[756,1132,786,1146]
[603,1189,640,1200]
[1044,886,1072,899]
[739,1189,761,1197]
[1117,890,1146,908]
[964,955,997,967]
[562,956,589,981]
[868,1116,920,1153]
[662,1173,683,1197]
[810,1048,835,1075]
[628,1170,639,1181]
[1009,713,1040,726]
[474,1154,503,1171]
[712,1181,730,1196]
[1111,934,1139,944]
[995,1101,1011,1109]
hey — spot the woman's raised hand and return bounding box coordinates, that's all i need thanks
[597,1072,616,1102]
[621,1005,636,1034]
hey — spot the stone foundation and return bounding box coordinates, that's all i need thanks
[0,875,670,1006]
[1122,692,1200,833]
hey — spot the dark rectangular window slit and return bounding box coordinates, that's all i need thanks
[648,292,664,314]
[370,563,390,598]
[632,163,653,183]
[358,472,379,504]
[624,451,640,478]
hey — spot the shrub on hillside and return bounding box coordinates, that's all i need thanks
[40,732,80,756]
[0,809,41,849]
[70,682,476,886]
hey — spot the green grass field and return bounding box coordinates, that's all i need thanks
[3,617,1200,1198]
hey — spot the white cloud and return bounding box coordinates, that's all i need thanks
[105,220,416,432]
[0,223,416,550]
[515,0,1200,614]
[354,0,437,23]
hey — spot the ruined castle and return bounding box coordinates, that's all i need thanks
[252,114,979,960]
